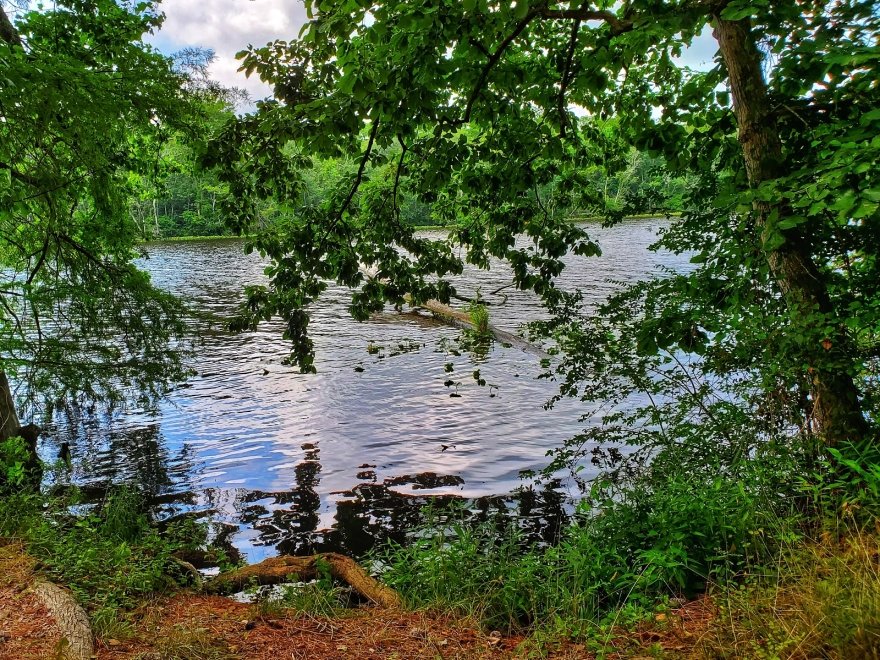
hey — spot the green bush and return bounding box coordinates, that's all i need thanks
[377,445,805,636]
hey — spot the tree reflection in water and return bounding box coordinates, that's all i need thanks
[47,412,571,560]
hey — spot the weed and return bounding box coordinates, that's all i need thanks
[255,561,348,618]
[468,302,490,336]
[700,524,880,659]
[138,623,234,660]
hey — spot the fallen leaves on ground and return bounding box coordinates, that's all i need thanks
[0,542,64,660]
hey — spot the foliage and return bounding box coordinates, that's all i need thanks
[378,444,800,634]
[379,448,880,645]
[0,0,199,424]
[0,435,31,493]
[0,487,207,637]
[208,0,878,457]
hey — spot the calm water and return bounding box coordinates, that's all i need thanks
[45,220,687,562]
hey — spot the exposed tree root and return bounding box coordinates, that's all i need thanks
[31,580,94,660]
[206,552,401,608]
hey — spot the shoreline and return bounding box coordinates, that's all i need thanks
[143,213,682,243]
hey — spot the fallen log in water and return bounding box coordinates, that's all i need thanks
[206,552,401,608]
[405,296,550,358]
[360,266,549,357]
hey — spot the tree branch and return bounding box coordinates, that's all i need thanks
[462,10,542,124]
[338,119,379,220]
[558,19,581,137]
[392,134,407,222]
[539,6,633,35]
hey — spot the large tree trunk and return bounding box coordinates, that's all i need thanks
[0,6,21,47]
[0,371,22,443]
[713,18,867,445]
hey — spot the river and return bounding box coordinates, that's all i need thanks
[45,219,688,562]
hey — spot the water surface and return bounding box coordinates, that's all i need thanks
[47,219,686,561]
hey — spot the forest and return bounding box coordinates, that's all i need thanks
[134,111,691,238]
[1,0,879,658]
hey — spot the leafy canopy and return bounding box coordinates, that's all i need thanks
[0,0,199,417]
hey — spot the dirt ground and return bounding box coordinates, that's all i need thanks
[0,542,715,660]
[0,543,64,660]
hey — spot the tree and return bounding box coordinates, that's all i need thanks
[210,1,878,445]
[0,0,198,444]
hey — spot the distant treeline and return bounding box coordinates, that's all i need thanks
[133,115,691,239]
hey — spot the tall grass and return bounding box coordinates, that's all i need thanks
[702,522,880,659]
[377,468,790,636]
[376,442,880,654]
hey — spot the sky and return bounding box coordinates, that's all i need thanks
[149,0,720,107]
[148,0,308,101]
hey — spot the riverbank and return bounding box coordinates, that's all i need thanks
[0,539,710,659]
[3,479,878,660]
[141,213,682,243]
[4,529,877,659]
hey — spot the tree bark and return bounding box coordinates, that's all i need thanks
[0,6,22,47]
[31,581,94,660]
[0,371,22,443]
[713,18,867,445]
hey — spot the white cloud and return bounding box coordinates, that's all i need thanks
[151,0,308,101]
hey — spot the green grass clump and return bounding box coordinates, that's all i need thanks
[255,575,348,619]
[468,302,490,336]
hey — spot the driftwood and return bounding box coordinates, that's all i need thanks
[360,267,548,357]
[407,297,550,358]
[31,580,94,660]
[206,552,401,608]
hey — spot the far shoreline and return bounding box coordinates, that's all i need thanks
[143,212,682,244]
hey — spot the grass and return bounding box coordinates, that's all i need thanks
[140,623,235,660]
[0,487,208,638]
[468,302,490,335]
[255,580,350,620]
[374,443,880,656]
[700,523,880,659]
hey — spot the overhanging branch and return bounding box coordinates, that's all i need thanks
[462,10,542,123]
[539,6,633,35]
